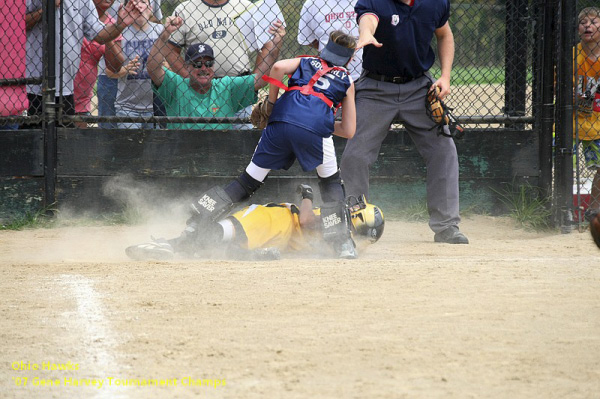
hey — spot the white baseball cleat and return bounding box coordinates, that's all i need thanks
[125,239,175,260]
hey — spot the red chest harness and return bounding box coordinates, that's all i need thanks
[262,57,348,111]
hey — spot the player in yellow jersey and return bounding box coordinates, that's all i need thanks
[126,184,384,260]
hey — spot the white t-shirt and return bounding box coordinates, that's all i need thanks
[297,0,363,81]
[169,0,253,78]
[115,23,164,113]
[26,0,105,96]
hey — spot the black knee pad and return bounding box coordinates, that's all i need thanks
[224,171,263,202]
[318,171,345,203]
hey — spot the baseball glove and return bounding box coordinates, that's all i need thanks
[426,85,450,125]
[425,85,465,140]
[250,98,274,130]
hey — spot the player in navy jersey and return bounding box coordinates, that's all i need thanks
[127,31,361,260]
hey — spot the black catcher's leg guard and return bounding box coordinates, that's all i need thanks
[318,171,345,203]
[172,172,263,255]
[318,171,356,258]
[169,185,235,255]
[320,201,357,259]
[191,185,235,222]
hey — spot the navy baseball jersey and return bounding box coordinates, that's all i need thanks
[268,57,352,137]
[355,0,450,78]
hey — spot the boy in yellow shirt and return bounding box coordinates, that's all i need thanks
[575,7,600,220]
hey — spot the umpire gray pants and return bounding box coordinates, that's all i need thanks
[340,73,461,234]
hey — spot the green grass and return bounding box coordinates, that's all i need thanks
[384,200,489,223]
[0,204,146,231]
[492,181,553,231]
[0,207,56,230]
[392,201,429,222]
[429,66,533,85]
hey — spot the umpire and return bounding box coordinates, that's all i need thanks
[340,0,468,244]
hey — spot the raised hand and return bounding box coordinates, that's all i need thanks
[117,0,148,28]
[124,55,141,75]
[164,15,184,35]
[268,19,286,43]
[356,34,382,50]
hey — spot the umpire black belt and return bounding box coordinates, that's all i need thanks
[365,71,423,84]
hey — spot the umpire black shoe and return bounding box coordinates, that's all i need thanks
[434,226,469,244]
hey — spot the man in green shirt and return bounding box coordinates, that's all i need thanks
[147,15,285,130]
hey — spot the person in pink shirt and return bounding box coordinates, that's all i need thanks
[1,0,27,130]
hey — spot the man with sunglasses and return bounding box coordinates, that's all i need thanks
[147,15,284,130]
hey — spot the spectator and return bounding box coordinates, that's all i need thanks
[163,0,280,128]
[24,0,144,128]
[297,0,363,81]
[99,0,162,129]
[339,0,468,244]
[105,0,163,129]
[147,16,284,130]
[575,7,600,221]
[73,0,118,128]
[1,0,27,130]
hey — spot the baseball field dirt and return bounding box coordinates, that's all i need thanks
[1,215,599,399]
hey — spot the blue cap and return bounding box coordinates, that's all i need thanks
[319,39,355,66]
[185,43,215,63]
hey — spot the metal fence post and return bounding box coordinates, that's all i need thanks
[43,0,57,210]
[538,0,557,199]
[554,0,576,232]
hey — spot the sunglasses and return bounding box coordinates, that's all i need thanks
[189,60,215,69]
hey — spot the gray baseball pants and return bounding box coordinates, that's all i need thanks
[340,73,461,234]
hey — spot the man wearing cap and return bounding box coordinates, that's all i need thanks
[339,0,469,244]
[147,15,285,130]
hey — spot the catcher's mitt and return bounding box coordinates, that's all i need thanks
[425,85,465,140]
[250,98,274,130]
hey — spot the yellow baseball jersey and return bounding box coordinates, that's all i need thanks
[229,203,320,252]
[575,43,600,140]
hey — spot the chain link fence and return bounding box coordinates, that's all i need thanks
[2,0,599,228]
[2,0,541,130]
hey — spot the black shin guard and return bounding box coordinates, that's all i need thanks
[318,171,345,203]
[320,201,351,242]
[320,200,357,259]
[169,220,224,255]
[191,185,235,223]
[178,174,261,255]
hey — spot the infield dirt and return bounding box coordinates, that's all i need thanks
[1,216,599,398]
